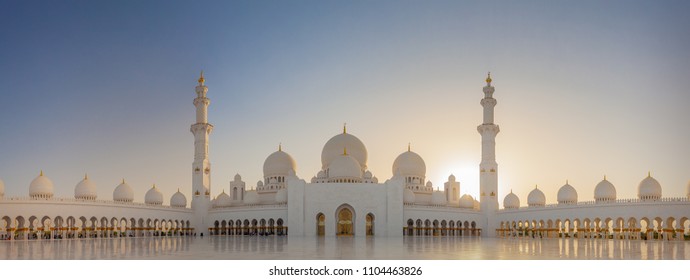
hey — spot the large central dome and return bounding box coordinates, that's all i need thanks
[321,127,368,171]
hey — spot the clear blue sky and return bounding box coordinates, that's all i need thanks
[1,0,689,206]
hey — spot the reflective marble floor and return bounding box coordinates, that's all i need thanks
[0,236,687,260]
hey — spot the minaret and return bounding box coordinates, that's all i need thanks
[190,71,213,233]
[477,72,500,236]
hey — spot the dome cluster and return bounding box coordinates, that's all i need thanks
[503,174,672,209]
[19,171,188,207]
[321,128,368,171]
[311,128,377,184]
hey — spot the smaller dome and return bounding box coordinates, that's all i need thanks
[431,191,446,206]
[257,180,264,187]
[638,173,662,200]
[425,181,432,188]
[448,174,456,182]
[0,178,5,197]
[30,171,54,199]
[113,179,134,202]
[594,177,616,202]
[403,189,416,204]
[392,150,426,177]
[74,175,97,200]
[372,176,378,183]
[503,191,520,209]
[317,170,326,178]
[215,191,232,208]
[364,170,372,179]
[459,194,474,209]
[170,189,187,207]
[234,174,242,181]
[244,190,259,205]
[275,188,287,204]
[557,182,578,204]
[328,153,362,179]
[263,150,297,177]
[145,185,164,205]
[527,186,545,207]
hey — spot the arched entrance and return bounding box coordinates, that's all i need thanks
[336,205,355,236]
[366,213,374,236]
[316,213,325,236]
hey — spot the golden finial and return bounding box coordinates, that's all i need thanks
[198,70,205,84]
[566,179,568,185]
[84,173,88,180]
[343,146,348,155]
[153,184,156,189]
[279,143,282,152]
[121,178,125,184]
[40,170,44,176]
[535,184,538,189]
[510,189,513,193]
[648,171,651,177]
[408,143,411,152]
[343,123,347,134]
[486,72,492,84]
[604,175,607,180]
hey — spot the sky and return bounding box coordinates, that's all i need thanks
[0,0,689,207]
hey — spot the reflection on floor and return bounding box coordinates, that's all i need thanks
[0,236,687,260]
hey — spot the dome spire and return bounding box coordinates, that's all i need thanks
[279,142,282,151]
[408,142,411,152]
[198,70,205,85]
[84,173,88,180]
[485,71,492,84]
[343,146,348,155]
[40,170,43,176]
[604,175,607,180]
[343,122,347,134]
[648,171,651,177]
[121,178,125,184]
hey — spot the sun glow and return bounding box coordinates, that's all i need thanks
[435,160,480,199]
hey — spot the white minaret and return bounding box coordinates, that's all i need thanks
[477,72,500,236]
[190,71,213,234]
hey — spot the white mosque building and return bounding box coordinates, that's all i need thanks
[1,73,689,241]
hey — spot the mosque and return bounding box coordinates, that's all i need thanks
[1,73,689,241]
